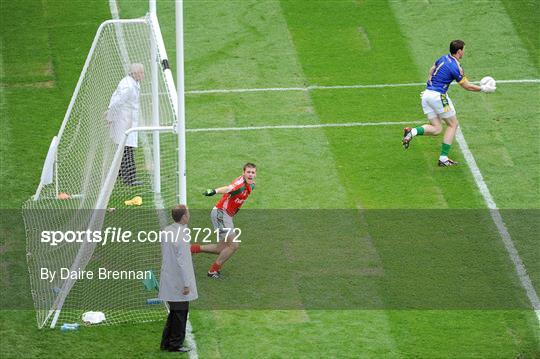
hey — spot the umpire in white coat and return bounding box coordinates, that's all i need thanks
[159,205,198,353]
[107,63,144,186]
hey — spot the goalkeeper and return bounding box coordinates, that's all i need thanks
[191,163,257,279]
[402,40,496,166]
[106,63,145,185]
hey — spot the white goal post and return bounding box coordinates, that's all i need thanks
[24,10,185,329]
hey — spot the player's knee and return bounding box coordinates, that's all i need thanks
[447,121,458,129]
[227,240,240,251]
[445,117,459,128]
[433,125,443,135]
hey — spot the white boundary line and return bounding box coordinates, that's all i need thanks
[187,121,422,133]
[186,79,540,95]
[140,78,540,97]
[186,318,198,357]
[455,128,540,322]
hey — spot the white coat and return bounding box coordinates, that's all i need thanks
[158,223,198,302]
[107,75,140,147]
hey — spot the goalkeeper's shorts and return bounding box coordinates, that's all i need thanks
[421,90,456,119]
[211,207,235,241]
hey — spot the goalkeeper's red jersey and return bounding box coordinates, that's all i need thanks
[215,176,254,216]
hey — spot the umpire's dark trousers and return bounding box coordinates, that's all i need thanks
[161,301,189,351]
[118,146,136,184]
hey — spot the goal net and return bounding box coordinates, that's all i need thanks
[23,15,180,329]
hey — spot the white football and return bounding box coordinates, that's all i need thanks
[480,76,496,88]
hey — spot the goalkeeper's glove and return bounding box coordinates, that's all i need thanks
[203,189,217,196]
[480,84,496,93]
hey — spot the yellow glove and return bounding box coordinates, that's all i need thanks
[125,196,143,206]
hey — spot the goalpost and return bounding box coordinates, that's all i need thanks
[23,2,187,329]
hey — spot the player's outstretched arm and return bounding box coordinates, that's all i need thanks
[460,79,495,93]
[459,79,481,92]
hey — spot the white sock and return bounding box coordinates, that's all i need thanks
[439,155,448,162]
[411,128,418,137]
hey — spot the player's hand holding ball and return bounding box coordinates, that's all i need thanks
[480,76,496,93]
[203,189,217,196]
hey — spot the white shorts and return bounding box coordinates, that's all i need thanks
[421,90,456,120]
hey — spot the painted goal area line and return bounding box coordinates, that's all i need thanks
[187,120,422,133]
[186,78,540,95]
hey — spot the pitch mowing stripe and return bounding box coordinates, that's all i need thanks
[186,79,540,95]
[187,121,422,133]
[456,129,540,322]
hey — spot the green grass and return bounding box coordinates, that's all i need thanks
[501,0,540,69]
[1,0,539,358]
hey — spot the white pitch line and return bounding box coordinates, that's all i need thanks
[186,78,540,95]
[187,121,422,133]
[141,78,540,97]
[185,317,198,359]
[455,128,540,322]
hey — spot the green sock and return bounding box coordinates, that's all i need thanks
[414,126,424,136]
[440,143,451,157]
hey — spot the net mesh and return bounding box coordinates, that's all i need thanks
[23,17,179,328]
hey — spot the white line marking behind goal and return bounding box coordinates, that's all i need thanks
[187,121,422,133]
[455,128,540,322]
[186,78,540,95]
